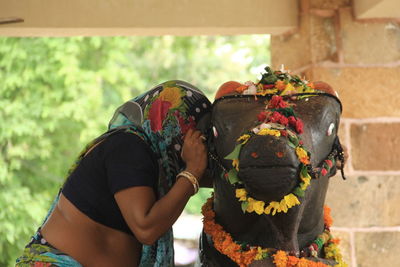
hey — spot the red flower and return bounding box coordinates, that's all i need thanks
[257,111,267,122]
[148,98,172,132]
[295,119,304,134]
[325,159,333,168]
[311,243,319,251]
[321,168,328,176]
[268,95,288,109]
[279,116,289,126]
[280,130,288,137]
[288,116,304,134]
[288,116,297,126]
[269,111,282,123]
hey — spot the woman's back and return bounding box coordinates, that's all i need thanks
[41,193,141,267]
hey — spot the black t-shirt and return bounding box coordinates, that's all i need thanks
[62,131,159,235]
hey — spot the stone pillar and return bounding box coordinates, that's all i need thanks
[271,0,400,266]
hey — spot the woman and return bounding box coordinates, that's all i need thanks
[16,80,212,267]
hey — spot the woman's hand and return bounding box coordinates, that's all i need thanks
[181,128,207,180]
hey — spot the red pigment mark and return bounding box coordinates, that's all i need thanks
[251,152,259,158]
[276,152,284,158]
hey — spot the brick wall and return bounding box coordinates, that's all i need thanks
[271,0,400,266]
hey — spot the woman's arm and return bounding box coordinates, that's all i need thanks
[114,129,207,245]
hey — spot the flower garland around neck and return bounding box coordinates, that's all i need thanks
[202,195,347,267]
[223,67,322,216]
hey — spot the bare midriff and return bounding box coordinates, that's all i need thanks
[41,193,141,267]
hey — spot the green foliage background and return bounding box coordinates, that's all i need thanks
[0,36,269,266]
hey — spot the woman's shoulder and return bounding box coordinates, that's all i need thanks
[100,130,157,162]
[103,130,148,149]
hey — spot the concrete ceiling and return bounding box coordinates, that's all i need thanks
[1,0,398,37]
[0,0,298,36]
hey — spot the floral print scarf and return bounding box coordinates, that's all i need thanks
[108,80,211,266]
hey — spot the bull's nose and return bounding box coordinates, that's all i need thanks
[238,135,300,202]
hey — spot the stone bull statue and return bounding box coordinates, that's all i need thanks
[199,67,347,267]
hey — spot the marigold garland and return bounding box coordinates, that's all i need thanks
[202,195,348,267]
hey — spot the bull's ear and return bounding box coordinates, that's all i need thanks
[196,112,212,134]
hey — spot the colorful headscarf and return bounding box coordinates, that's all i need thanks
[108,80,211,266]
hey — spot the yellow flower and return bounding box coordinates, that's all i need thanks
[283,194,300,208]
[278,198,288,213]
[237,134,251,144]
[296,147,308,159]
[300,170,311,180]
[296,147,310,164]
[280,82,295,96]
[232,159,240,171]
[255,247,269,260]
[246,197,256,213]
[252,199,265,215]
[235,188,247,201]
[264,201,280,215]
[159,86,184,108]
[264,194,300,215]
[257,128,281,137]
[300,177,311,190]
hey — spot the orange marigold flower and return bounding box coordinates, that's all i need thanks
[287,255,299,266]
[297,258,312,267]
[331,238,341,244]
[323,205,333,228]
[272,250,288,267]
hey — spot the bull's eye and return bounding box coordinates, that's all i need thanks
[327,123,335,136]
[213,126,218,138]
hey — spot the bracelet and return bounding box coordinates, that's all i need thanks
[177,171,199,195]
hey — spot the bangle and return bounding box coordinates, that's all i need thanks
[177,171,199,195]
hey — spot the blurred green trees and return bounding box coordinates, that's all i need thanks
[0,36,269,266]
